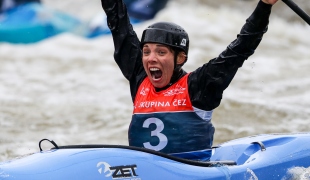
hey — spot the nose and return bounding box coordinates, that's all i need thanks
[147,51,157,62]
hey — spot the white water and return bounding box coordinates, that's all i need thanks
[1,0,310,163]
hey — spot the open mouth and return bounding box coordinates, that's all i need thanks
[150,67,162,80]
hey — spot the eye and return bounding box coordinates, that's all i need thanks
[158,50,166,56]
[143,50,150,56]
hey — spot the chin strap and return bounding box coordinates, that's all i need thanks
[170,49,183,84]
[170,65,182,84]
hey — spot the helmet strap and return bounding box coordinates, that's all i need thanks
[170,50,182,84]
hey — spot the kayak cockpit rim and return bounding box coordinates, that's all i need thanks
[38,139,236,167]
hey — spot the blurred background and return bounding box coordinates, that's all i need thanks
[43,0,310,22]
[1,0,310,161]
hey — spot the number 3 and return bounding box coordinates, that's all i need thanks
[143,118,168,151]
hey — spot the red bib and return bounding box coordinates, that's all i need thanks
[133,74,193,114]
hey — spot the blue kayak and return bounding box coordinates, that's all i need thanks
[1,133,310,179]
[0,2,84,44]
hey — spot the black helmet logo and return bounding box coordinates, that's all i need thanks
[180,38,187,46]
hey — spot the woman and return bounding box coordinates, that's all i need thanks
[101,0,278,161]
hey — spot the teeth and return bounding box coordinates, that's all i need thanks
[150,68,160,71]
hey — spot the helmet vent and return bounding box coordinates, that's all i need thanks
[170,28,185,33]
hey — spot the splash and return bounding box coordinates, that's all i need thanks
[282,167,310,180]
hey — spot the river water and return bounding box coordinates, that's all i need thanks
[0,0,310,164]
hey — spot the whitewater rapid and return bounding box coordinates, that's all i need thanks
[0,0,310,162]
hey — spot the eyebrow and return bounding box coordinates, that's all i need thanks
[143,44,169,48]
[157,44,168,48]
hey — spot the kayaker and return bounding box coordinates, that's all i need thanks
[101,0,279,161]
[0,0,41,13]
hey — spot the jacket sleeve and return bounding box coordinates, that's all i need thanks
[188,0,272,111]
[101,0,145,101]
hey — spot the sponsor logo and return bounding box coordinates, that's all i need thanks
[136,99,187,109]
[139,84,186,97]
[140,87,149,96]
[163,84,186,96]
[180,38,187,46]
[97,162,141,180]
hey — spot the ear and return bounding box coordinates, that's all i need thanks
[176,52,186,65]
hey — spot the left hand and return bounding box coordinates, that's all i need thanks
[261,0,279,5]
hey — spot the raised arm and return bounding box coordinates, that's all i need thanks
[101,0,144,81]
[189,0,277,111]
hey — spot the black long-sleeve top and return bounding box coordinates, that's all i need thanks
[101,0,272,111]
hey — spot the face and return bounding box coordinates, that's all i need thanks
[142,43,175,88]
